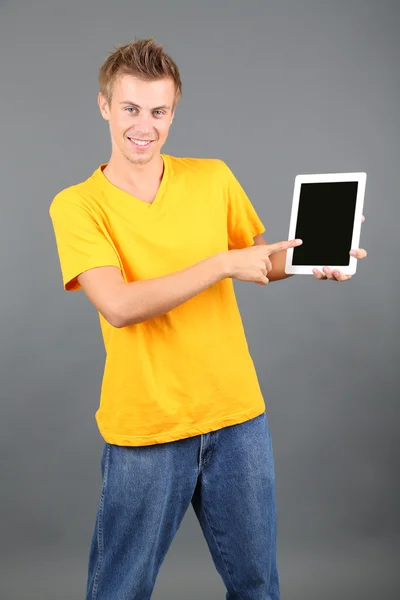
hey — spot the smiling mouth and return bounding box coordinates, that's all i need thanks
[127,137,155,149]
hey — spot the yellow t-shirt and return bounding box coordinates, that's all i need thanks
[49,155,266,446]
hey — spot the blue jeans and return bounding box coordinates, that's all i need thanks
[85,411,280,599]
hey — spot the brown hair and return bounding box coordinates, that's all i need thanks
[98,38,182,109]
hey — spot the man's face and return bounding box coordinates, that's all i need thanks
[98,74,175,166]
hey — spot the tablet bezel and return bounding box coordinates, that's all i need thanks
[285,172,367,275]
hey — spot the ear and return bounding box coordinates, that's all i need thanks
[98,92,110,122]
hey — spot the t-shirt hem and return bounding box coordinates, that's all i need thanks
[97,401,266,447]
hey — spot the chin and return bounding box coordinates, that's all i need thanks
[128,153,155,166]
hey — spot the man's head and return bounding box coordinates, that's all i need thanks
[98,39,182,166]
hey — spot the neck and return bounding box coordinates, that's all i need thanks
[104,152,164,188]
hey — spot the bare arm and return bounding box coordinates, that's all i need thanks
[77,238,301,328]
[77,253,229,328]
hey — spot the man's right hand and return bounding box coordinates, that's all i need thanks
[223,239,303,285]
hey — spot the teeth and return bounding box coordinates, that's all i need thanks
[129,138,152,146]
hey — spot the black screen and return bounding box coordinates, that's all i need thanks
[292,181,358,266]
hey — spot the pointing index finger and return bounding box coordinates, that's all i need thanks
[267,239,303,255]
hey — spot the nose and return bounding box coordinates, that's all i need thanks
[135,113,152,133]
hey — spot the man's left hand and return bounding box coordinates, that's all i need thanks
[313,215,367,281]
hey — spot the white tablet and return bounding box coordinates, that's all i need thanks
[285,172,367,275]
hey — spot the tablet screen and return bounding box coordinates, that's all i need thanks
[292,181,358,266]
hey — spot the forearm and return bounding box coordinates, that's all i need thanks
[116,253,228,327]
[268,249,294,281]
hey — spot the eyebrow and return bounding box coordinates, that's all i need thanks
[119,101,171,110]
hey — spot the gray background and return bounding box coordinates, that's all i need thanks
[0,1,398,599]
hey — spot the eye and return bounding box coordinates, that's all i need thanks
[125,107,137,113]
[153,110,165,117]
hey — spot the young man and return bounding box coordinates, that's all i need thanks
[49,39,367,600]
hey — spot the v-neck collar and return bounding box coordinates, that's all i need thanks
[94,154,171,216]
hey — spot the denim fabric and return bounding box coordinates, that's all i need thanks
[86,411,279,599]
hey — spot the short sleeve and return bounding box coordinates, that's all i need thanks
[221,162,266,250]
[49,192,121,292]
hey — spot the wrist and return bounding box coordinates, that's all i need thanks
[215,251,233,279]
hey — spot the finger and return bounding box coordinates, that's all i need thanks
[362,215,365,222]
[332,270,352,282]
[322,267,336,280]
[267,238,303,255]
[262,257,273,271]
[350,248,367,259]
[256,276,269,285]
[312,269,327,279]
